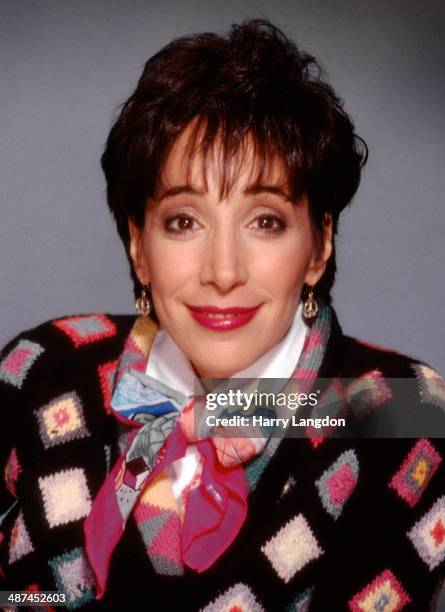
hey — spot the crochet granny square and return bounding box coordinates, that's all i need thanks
[0,339,44,388]
[389,439,441,507]
[346,369,392,417]
[413,364,445,406]
[407,495,445,570]
[349,568,410,611]
[52,314,116,347]
[35,391,89,449]
[39,468,92,528]
[261,514,323,583]
[48,547,95,609]
[315,449,359,520]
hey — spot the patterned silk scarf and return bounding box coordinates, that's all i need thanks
[84,306,332,599]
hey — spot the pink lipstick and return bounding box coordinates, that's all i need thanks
[187,305,261,331]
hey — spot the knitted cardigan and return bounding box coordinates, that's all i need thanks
[1,311,445,611]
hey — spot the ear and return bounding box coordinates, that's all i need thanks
[304,213,333,287]
[128,219,150,285]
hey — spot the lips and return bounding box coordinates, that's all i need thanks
[187,305,261,331]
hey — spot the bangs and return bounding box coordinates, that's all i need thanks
[153,113,307,204]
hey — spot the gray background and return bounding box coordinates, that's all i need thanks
[1,0,444,374]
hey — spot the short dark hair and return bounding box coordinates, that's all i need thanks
[101,19,367,305]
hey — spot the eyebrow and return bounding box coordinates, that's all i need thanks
[243,184,291,201]
[156,182,291,203]
[155,185,205,202]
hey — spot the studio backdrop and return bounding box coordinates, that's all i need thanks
[1,0,444,373]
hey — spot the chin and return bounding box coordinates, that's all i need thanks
[185,338,268,378]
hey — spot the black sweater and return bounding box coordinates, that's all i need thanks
[1,312,445,611]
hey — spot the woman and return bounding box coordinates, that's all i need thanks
[1,20,445,611]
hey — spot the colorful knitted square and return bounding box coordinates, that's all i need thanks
[48,547,95,609]
[8,510,33,564]
[39,468,92,528]
[407,495,445,570]
[0,339,44,388]
[412,364,445,406]
[261,514,323,583]
[35,392,89,449]
[98,360,118,413]
[389,439,441,507]
[52,314,116,347]
[348,568,410,611]
[200,582,265,611]
[315,449,359,520]
[346,369,392,417]
[312,380,343,417]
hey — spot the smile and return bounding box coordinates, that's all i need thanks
[187,305,261,331]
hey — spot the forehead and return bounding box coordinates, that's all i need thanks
[155,121,291,199]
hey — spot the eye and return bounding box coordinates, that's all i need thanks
[164,213,199,234]
[250,214,286,234]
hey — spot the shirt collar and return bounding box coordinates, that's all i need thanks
[145,302,307,397]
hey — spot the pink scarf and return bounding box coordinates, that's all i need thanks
[84,307,332,599]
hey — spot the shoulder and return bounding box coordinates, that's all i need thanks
[324,310,445,425]
[327,330,445,435]
[0,313,137,393]
[335,330,443,380]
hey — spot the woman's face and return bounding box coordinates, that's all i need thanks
[129,128,332,378]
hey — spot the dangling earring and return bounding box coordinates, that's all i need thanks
[135,284,151,316]
[303,286,319,320]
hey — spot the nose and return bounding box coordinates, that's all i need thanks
[200,225,248,293]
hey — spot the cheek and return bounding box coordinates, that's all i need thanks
[143,238,197,302]
[252,237,314,294]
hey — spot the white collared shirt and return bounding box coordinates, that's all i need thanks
[145,302,307,498]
